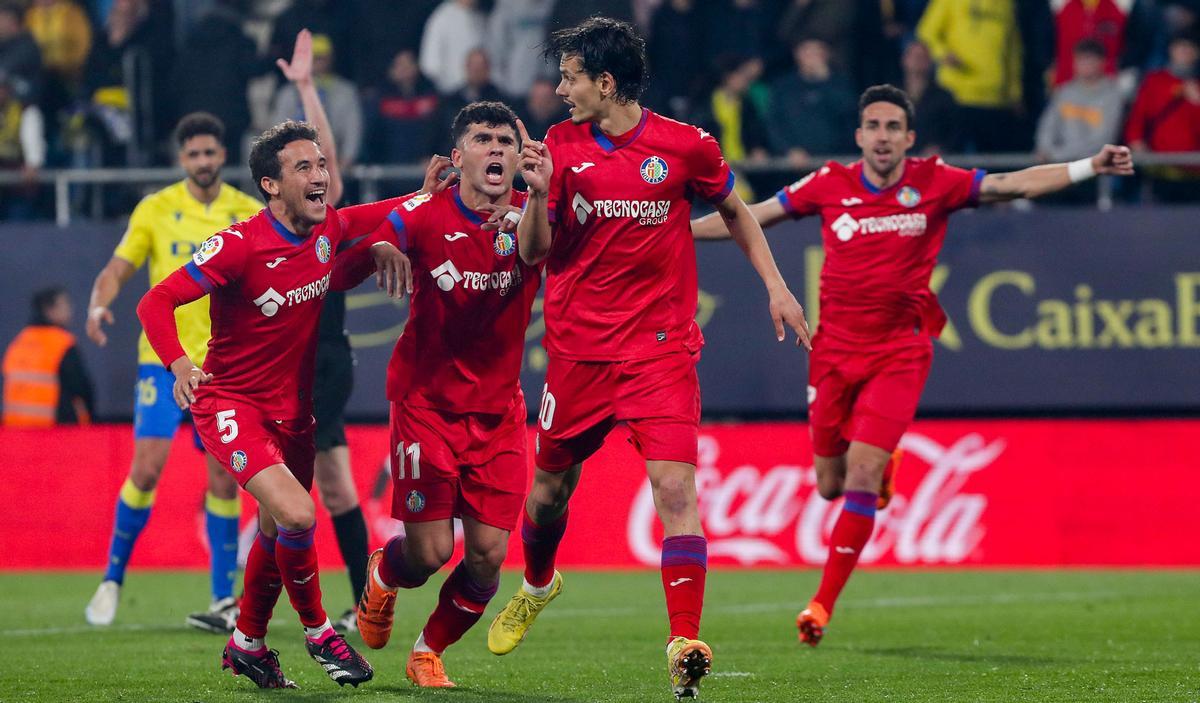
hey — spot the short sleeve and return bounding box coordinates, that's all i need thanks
[112,198,155,268]
[686,127,736,204]
[937,159,987,211]
[775,167,826,219]
[183,230,247,293]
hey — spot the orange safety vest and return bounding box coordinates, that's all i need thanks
[2,325,77,427]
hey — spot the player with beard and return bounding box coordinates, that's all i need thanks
[692,84,1133,646]
[487,17,811,701]
[84,111,262,633]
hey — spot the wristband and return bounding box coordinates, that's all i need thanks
[503,210,522,226]
[1067,158,1096,183]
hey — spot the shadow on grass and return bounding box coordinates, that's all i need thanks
[855,645,1071,667]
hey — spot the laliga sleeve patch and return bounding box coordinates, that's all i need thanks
[193,234,224,265]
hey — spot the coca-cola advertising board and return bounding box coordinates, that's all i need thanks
[0,419,1194,569]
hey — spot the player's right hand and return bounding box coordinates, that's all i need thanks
[169,356,212,409]
[515,118,552,196]
[421,154,458,194]
[769,287,813,351]
[370,241,413,298]
[86,306,114,347]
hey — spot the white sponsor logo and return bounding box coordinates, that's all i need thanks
[444,231,469,242]
[252,288,285,317]
[430,258,523,295]
[571,192,671,227]
[252,273,331,316]
[627,432,1002,566]
[430,259,464,291]
[841,197,863,206]
[668,577,693,587]
[572,192,593,225]
[831,212,928,242]
[266,256,287,269]
[571,162,595,174]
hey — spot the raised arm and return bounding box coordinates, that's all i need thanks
[515,119,553,266]
[278,29,344,206]
[86,256,136,346]
[979,144,1133,203]
[692,195,790,240]
[715,190,811,349]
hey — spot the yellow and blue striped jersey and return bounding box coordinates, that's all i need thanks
[113,180,262,365]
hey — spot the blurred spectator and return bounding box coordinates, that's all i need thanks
[368,49,439,164]
[1124,29,1200,201]
[355,0,440,91]
[777,0,856,72]
[854,0,903,90]
[0,69,45,218]
[439,48,504,124]
[0,4,42,103]
[700,0,775,68]
[2,286,95,427]
[81,0,174,165]
[269,0,355,80]
[272,33,362,167]
[486,0,555,99]
[694,54,770,165]
[645,0,703,117]
[419,0,485,94]
[521,76,565,140]
[901,40,960,154]
[172,0,260,162]
[25,0,91,84]
[768,37,856,166]
[1036,39,1124,162]
[1051,0,1157,87]
[917,0,1024,152]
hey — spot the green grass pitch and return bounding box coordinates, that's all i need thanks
[0,569,1196,702]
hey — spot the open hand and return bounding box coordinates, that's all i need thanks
[421,154,459,194]
[371,242,413,298]
[769,287,812,350]
[276,29,313,85]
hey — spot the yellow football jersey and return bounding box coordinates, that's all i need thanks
[113,180,262,366]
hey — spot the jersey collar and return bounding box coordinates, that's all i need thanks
[858,160,907,196]
[590,107,649,154]
[264,206,306,246]
[452,185,485,226]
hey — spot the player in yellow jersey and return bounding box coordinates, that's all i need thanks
[83,113,263,632]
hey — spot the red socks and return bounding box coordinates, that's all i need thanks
[275,525,327,629]
[521,508,568,588]
[813,490,877,615]
[660,535,707,640]
[236,532,283,639]
[421,561,498,653]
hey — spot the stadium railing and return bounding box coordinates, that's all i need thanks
[1,152,1198,226]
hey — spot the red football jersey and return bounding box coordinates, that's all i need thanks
[542,108,735,361]
[184,200,401,419]
[777,157,984,346]
[371,185,539,414]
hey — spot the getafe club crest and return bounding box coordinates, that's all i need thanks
[315,235,332,263]
[640,156,668,184]
[897,186,921,208]
[493,231,516,257]
[230,450,248,473]
[406,490,426,513]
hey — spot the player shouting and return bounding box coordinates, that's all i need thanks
[486,17,810,701]
[346,101,539,689]
[692,84,1133,647]
[135,30,412,689]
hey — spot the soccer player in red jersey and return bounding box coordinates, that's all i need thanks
[693,84,1134,647]
[134,31,415,689]
[342,101,538,689]
[486,17,811,700]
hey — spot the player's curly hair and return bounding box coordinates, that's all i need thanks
[173,112,225,148]
[248,120,320,202]
[858,85,916,130]
[451,101,520,148]
[543,16,647,104]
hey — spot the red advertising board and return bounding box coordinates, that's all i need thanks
[1,420,1195,570]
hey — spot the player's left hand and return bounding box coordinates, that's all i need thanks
[370,242,413,298]
[478,203,522,234]
[276,29,313,85]
[1092,144,1134,176]
[769,286,812,351]
[169,356,212,410]
[420,154,458,194]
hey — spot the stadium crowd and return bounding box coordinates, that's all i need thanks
[0,0,1198,213]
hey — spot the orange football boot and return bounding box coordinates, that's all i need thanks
[406,651,456,688]
[796,601,829,647]
[355,548,396,649]
[877,448,903,509]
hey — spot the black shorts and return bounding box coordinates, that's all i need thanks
[313,339,354,451]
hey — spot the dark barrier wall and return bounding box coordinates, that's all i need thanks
[3,208,1197,420]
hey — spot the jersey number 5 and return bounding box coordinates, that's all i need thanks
[216,409,239,444]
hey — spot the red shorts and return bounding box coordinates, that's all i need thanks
[807,335,933,457]
[534,352,701,471]
[389,393,528,531]
[192,398,316,489]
